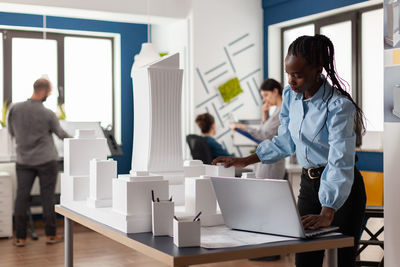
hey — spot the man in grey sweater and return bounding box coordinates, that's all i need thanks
[8,78,70,247]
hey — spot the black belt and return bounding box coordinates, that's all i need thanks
[302,166,325,179]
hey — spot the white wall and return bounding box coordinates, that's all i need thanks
[0,0,192,24]
[384,123,400,266]
[190,0,263,157]
[152,19,192,159]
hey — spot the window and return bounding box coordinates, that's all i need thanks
[0,33,3,108]
[12,38,58,111]
[320,21,352,96]
[1,29,118,138]
[64,37,113,127]
[282,24,315,86]
[361,9,384,132]
[281,4,383,134]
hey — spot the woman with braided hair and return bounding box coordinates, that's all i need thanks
[213,34,366,267]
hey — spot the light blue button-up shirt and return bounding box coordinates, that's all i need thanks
[256,80,356,211]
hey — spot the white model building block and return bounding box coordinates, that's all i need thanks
[131,53,184,173]
[185,176,217,215]
[60,173,89,202]
[205,163,235,177]
[242,172,256,179]
[112,172,169,232]
[64,130,108,176]
[87,159,117,208]
[183,160,206,177]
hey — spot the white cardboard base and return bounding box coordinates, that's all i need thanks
[60,199,224,233]
[61,198,153,233]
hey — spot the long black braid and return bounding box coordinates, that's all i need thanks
[287,34,365,146]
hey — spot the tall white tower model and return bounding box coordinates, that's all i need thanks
[131,53,183,173]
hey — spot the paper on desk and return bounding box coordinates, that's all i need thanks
[200,225,296,249]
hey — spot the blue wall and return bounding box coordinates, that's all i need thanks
[0,11,147,174]
[262,0,383,173]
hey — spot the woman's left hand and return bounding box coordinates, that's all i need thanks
[301,207,335,230]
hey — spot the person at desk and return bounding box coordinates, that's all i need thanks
[213,34,366,267]
[195,113,232,159]
[8,78,70,247]
[231,78,285,179]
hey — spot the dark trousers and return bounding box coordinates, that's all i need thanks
[295,167,366,267]
[14,160,58,239]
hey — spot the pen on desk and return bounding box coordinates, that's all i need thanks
[174,216,179,221]
[157,197,160,202]
[194,218,200,222]
[151,190,155,202]
[193,211,202,222]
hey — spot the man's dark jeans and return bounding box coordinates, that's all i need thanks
[14,160,58,239]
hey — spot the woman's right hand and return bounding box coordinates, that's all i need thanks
[212,157,249,168]
[262,103,270,114]
[231,123,246,131]
[262,103,270,122]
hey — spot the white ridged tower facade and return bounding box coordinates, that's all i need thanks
[131,53,183,173]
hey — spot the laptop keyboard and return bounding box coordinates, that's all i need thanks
[304,226,340,238]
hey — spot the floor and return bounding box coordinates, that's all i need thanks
[0,218,383,267]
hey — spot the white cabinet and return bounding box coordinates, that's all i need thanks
[0,172,12,237]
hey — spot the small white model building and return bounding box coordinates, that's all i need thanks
[112,171,169,231]
[87,159,117,208]
[64,129,107,176]
[61,129,170,233]
[179,160,235,226]
[61,130,108,202]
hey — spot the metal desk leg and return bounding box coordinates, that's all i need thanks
[326,248,338,267]
[65,217,74,267]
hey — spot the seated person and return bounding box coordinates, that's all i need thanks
[195,113,232,159]
[231,78,285,180]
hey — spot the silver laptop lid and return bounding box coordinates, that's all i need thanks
[210,177,306,238]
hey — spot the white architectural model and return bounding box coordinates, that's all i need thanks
[178,160,235,226]
[60,52,238,233]
[87,159,117,208]
[112,171,169,232]
[61,130,169,233]
[61,130,107,202]
[131,53,185,204]
[131,53,183,173]
[385,0,400,47]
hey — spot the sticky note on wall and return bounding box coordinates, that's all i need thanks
[218,77,243,103]
[393,49,400,65]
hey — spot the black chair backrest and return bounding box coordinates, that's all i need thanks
[186,134,213,165]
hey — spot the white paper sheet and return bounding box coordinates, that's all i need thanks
[200,225,297,249]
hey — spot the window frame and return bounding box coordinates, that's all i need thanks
[1,29,116,133]
[280,4,383,108]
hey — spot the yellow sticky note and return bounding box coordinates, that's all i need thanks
[393,49,400,65]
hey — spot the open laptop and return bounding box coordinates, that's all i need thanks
[210,177,339,239]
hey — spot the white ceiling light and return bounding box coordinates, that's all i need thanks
[131,0,160,74]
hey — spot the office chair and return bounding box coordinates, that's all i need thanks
[186,134,213,164]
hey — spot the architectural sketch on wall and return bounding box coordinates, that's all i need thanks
[218,77,243,103]
[194,33,262,157]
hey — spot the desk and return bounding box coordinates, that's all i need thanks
[56,205,353,267]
